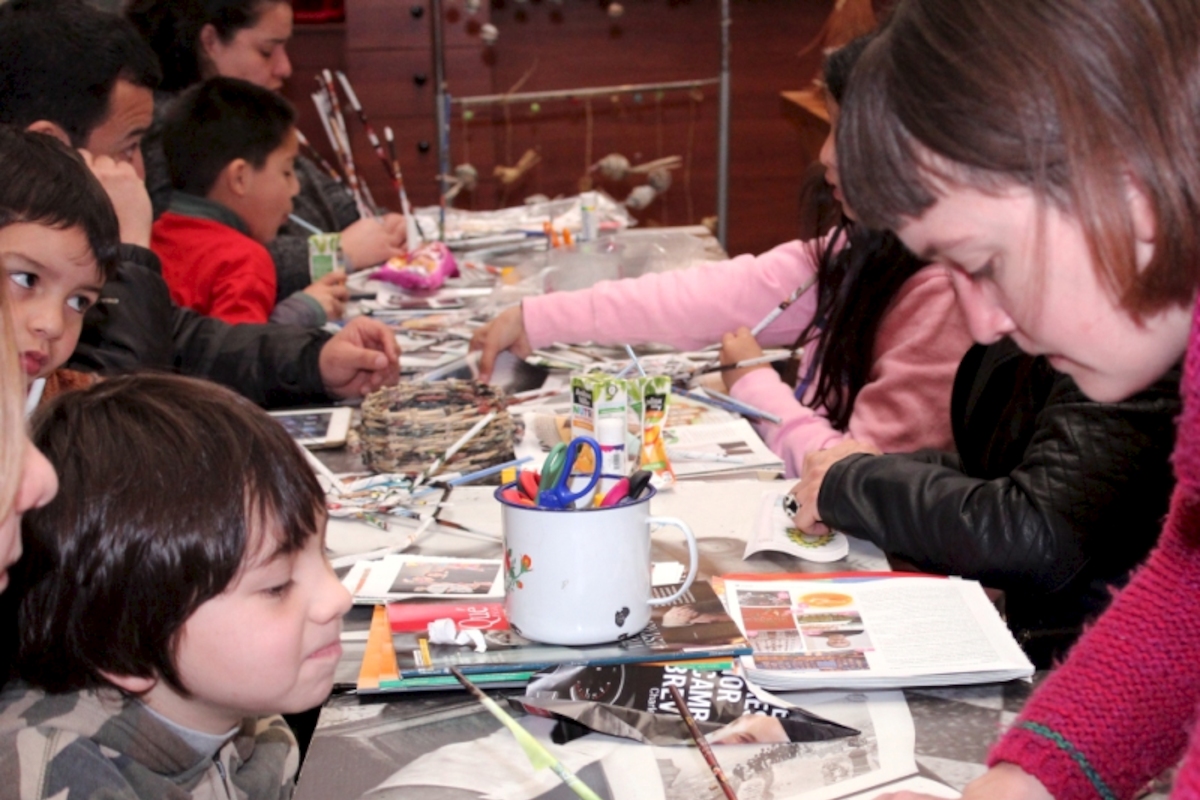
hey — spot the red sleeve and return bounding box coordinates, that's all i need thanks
[207,243,278,325]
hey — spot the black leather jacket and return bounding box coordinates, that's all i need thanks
[818,339,1180,664]
[69,244,333,408]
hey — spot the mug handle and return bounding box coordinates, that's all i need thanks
[645,516,699,606]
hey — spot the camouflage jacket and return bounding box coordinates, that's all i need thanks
[0,685,298,800]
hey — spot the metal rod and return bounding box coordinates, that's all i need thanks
[452,77,720,108]
[430,0,449,240]
[716,0,731,249]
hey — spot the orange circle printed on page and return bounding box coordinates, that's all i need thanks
[798,592,853,608]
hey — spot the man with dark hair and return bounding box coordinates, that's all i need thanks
[0,0,398,406]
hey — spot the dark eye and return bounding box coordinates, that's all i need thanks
[67,295,93,313]
[9,272,34,290]
[265,580,294,598]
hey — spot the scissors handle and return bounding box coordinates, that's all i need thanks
[540,437,602,509]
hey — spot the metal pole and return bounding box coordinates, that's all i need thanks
[430,0,449,239]
[716,0,731,249]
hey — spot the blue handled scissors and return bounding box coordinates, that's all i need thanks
[537,436,602,509]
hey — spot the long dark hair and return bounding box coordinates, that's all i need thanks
[791,35,927,431]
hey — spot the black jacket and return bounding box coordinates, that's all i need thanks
[818,339,1180,664]
[69,244,333,408]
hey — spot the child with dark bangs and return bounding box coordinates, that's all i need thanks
[0,373,351,799]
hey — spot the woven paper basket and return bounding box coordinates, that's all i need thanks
[358,380,515,474]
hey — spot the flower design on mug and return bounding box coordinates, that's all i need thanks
[505,547,532,591]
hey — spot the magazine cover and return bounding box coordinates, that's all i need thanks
[512,663,858,745]
[342,554,504,603]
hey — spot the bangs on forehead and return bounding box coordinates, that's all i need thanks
[835,42,942,231]
[240,469,324,572]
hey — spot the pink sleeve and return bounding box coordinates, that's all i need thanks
[731,266,970,478]
[986,300,1200,800]
[522,240,822,352]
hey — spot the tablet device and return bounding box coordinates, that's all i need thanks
[269,407,352,449]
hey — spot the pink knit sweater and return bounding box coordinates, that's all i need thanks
[988,297,1200,799]
[522,239,972,477]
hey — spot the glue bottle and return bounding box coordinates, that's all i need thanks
[579,191,599,242]
[596,416,626,495]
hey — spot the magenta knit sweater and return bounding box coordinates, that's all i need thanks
[988,299,1200,799]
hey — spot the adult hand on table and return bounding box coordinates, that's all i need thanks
[80,149,152,248]
[718,327,768,391]
[304,271,350,320]
[789,439,882,533]
[470,305,533,382]
[320,316,401,398]
[340,213,407,271]
[879,764,1053,800]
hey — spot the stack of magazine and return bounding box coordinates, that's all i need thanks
[358,581,753,693]
[719,572,1035,690]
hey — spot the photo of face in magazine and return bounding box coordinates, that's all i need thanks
[390,561,500,595]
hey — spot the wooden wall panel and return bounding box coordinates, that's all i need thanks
[286,0,832,257]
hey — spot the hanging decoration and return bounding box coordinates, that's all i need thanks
[494,149,541,186]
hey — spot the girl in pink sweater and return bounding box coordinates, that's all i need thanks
[832,1,1200,799]
[472,41,972,478]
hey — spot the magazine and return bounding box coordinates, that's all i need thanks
[341,554,503,603]
[722,573,1034,690]
[358,581,752,694]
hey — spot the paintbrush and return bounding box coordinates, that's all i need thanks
[449,667,603,800]
[668,684,739,800]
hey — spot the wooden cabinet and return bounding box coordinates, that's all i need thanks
[286,0,834,258]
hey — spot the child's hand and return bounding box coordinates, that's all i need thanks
[305,271,350,320]
[469,305,532,382]
[719,327,767,390]
[79,149,152,248]
[340,213,407,270]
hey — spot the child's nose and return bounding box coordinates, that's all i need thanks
[30,300,64,339]
[314,562,353,622]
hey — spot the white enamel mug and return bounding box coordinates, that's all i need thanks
[496,481,699,645]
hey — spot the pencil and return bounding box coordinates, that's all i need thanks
[449,668,604,800]
[749,274,818,337]
[694,352,794,375]
[668,684,739,800]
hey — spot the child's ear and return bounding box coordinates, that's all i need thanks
[100,671,158,695]
[221,159,253,199]
[24,121,72,148]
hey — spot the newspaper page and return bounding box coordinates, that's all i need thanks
[357,688,916,800]
[724,576,1034,690]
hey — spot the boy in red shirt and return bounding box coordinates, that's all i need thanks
[152,77,346,326]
